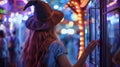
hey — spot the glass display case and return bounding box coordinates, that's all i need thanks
[107,10,120,67]
[84,7,100,67]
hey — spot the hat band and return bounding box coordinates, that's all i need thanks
[39,11,54,21]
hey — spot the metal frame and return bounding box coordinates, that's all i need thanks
[88,7,100,67]
[100,0,107,67]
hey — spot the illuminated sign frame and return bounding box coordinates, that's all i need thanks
[107,0,117,7]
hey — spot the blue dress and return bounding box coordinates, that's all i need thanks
[43,40,67,67]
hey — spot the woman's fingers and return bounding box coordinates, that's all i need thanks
[85,40,97,53]
[87,40,97,48]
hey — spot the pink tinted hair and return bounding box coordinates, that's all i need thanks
[22,27,57,67]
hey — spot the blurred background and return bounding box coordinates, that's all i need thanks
[0,0,120,67]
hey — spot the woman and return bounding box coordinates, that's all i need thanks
[21,0,97,67]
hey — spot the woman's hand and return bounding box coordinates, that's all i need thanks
[74,40,97,67]
[84,40,97,54]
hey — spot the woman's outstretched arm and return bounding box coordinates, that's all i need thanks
[57,40,97,67]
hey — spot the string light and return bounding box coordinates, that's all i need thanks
[78,21,82,24]
[80,37,84,41]
[65,0,85,59]
[74,2,78,5]
[72,1,84,59]
[80,32,84,36]
[71,1,74,4]
[78,14,82,16]
[79,26,84,30]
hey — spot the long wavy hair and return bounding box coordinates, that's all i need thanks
[21,27,57,67]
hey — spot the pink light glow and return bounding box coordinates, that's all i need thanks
[0,0,7,5]
[107,0,117,7]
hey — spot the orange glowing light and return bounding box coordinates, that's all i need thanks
[79,26,84,30]
[78,55,82,59]
[75,6,79,9]
[76,10,80,12]
[71,1,74,4]
[78,20,82,23]
[80,0,89,8]
[80,0,84,3]
[81,47,84,50]
[80,32,84,36]
[80,37,84,41]
[79,51,83,54]
[67,1,84,59]
[78,14,82,17]
[80,42,84,45]
[78,21,82,24]
[74,2,78,5]
[79,47,84,50]
[78,51,83,59]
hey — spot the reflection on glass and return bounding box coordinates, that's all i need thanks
[84,8,100,67]
[107,11,120,66]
